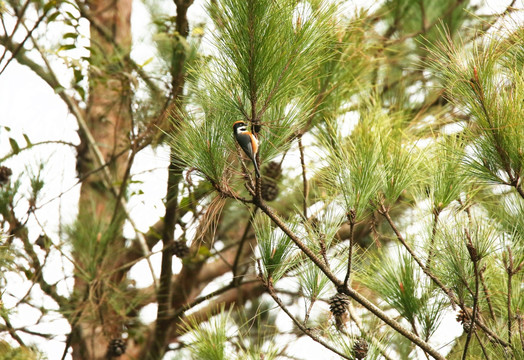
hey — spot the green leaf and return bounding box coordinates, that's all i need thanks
[63,32,78,40]
[65,11,77,20]
[47,11,60,22]
[8,138,19,154]
[43,0,57,13]
[73,67,82,83]
[140,57,154,67]
[22,134,31,146]
[74,85,85,100]
[58,44,76,52]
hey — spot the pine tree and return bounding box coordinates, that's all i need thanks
[0,0,523,359]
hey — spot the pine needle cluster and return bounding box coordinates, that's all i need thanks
[168,0,337,184]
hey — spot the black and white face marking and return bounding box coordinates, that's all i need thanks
[234,122,248,134]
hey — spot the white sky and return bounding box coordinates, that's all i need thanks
[0,0,522,359]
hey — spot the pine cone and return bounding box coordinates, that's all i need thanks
[329,293,349,316]
[456,307,472,324]
[462,320,476,333]
[456,307,477,333]
[172,241,190,258]
[353,337,369,359]
[329,293,349,330]
[261,180,279,201]
[0,166,12,185]
[107,338,126,357]
[263,161,282,180]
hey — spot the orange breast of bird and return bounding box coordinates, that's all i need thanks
[249,132,259,155]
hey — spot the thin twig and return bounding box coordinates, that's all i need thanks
[474,329,490,360]
[380,205,457,307]
[347,303,396,360]
[504,246,514,346]
[255,200,447,360]
[0,7,50,76]
[169,279,260,322]
[0,313,26,346]
[232,210,256,281]
[479,265,496,321]
[297,134,309,220]
[343,210,356,289]
[426,209,440,271]
[303,298,315,325]
[260,272,352,360]
[0,0,31,65]
[462,229,480,360]
[318,233,330,267]
[380,204,510,348]
[517,312,524,350]
[0,140,76,162]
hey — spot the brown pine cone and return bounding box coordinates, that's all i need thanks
[261,180,279,201]
[172,240,190,258]
[107,338,126,357]
[0,166,12,185]
[263,161,282,180]
[329,293,350,330]
[353,337,369,359]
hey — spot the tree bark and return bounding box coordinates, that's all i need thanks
[72,0,133,357]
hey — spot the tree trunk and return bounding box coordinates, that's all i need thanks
[73,0,132,357]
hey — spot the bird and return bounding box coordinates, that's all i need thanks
[233,121,260,178]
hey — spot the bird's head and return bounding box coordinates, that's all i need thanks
[233,121,248,134]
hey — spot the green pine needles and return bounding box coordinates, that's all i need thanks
[255,214,298,283]
[317,103,422,221]
[427,28,524,193]
[169,0,336,184]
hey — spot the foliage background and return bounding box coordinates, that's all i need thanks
[0,0,523,359]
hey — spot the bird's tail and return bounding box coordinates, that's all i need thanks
[253,159,261,178]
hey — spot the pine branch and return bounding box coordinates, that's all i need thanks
[0,2,51,76]
[426,209,440,271]
[462,229,480,360]
[0,140,76,162]
[348,303,396,360]
[380,204,511,348]
[260,272,352,360]
[504,246,514,346]
[473,329,490,360]
[0,313,26,346]
[343,210,356,289]
[479,265,496,321]
[170,281,266,340]
[232,210,256,281]
[0,0,30,65]
[256,199,447,360]
[298,134,309,220]
[74,0,163,98]
[380,204,457,307]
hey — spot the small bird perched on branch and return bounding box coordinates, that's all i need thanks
[233,121,260,178]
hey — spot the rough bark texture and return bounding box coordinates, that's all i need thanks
[73,0,133,357]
